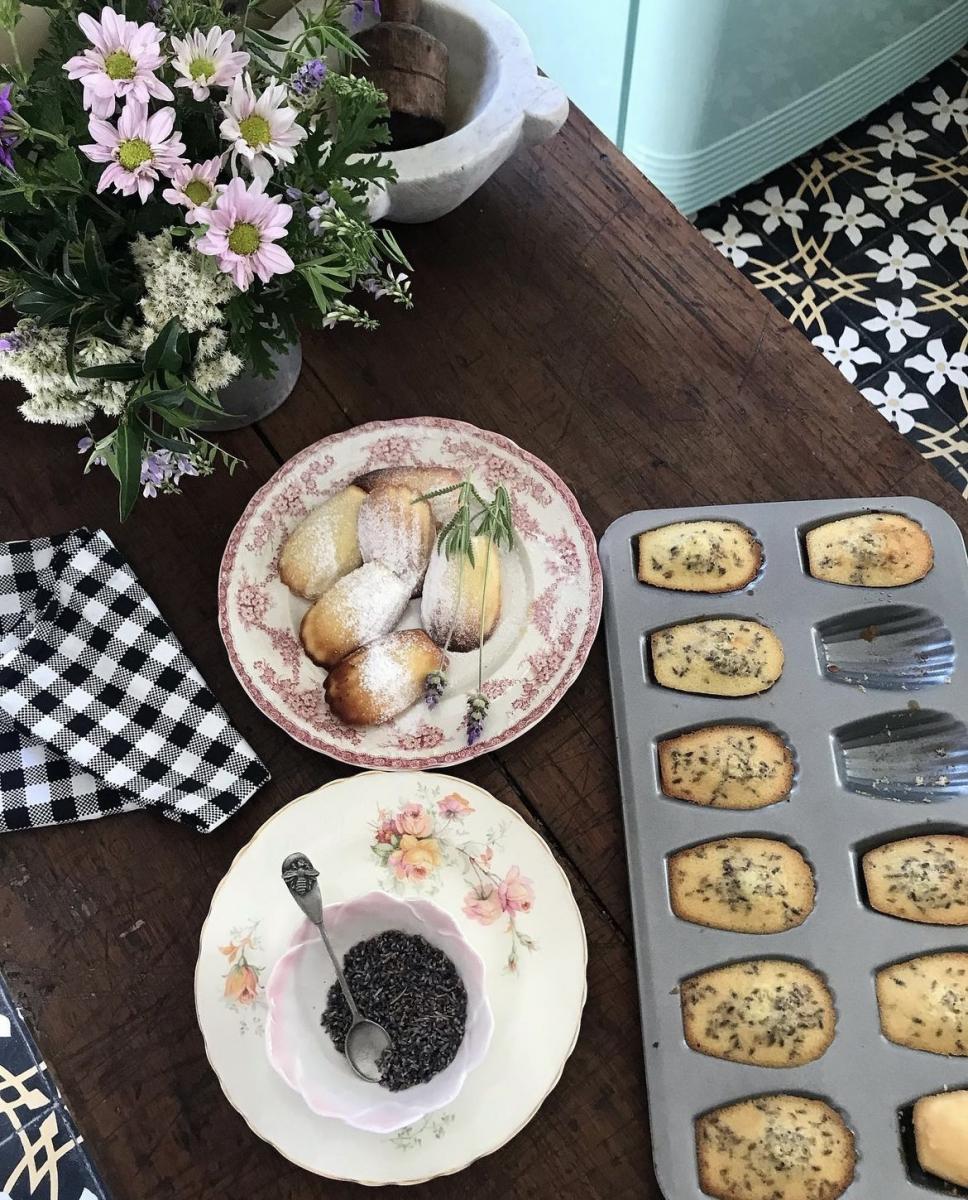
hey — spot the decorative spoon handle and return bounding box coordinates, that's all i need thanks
[281,852,362,1023]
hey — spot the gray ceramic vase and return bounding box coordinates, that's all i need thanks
[202,336,303,431]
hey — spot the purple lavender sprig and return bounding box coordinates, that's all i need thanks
[465,692,488,746]
[349,0,381,29]
[424,668,447,708]
[291,58,327,98]
[0,83,19,171]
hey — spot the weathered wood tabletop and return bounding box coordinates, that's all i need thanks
[1,107,963,1200]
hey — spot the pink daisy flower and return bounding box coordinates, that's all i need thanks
[195,176,294,290]
[82,98,186,203]
[170,27,249,102]
[163,156,225,223]
[64,5,172,119]
[219,73,307,181]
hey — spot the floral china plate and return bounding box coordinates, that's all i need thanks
[218,417,602,768]
[195,771,588,1186]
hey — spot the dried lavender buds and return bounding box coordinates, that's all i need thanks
[320,930,467,1090]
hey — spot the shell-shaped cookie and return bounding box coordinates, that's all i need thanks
[637,520,762,593]
[863,834,968,925]
[421,535,501,653]
[357,484,434,596]
[805,512,933,586]
[696,1095,855,1200]
[278,485,366,600]
[353,467,462,525]
[324,629,444,725]
[668,837,815,934]
[876,952,968,1056]
[913,1090,968,1189]
[658,724,794,809]
[680,959,835,1067]
[651,618,783,697]
[300,562,410,669]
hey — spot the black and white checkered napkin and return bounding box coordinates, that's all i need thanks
[0,528,269,833]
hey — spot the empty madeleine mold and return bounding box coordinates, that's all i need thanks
[833,709,968,802]
[816,605,954,690]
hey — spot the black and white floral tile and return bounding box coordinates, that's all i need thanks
[0,975,108,1200]
[697,48,968,495]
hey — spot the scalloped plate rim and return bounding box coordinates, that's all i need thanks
[217,416,603,769]
[193,771,589,1186]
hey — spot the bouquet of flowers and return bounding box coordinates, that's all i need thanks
[0,0,409,516]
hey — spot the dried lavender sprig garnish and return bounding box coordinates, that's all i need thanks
[423,667,446,708]
[414,481,515,743]
[465,692,489,745]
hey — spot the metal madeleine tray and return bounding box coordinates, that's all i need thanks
[599,497,968,1200]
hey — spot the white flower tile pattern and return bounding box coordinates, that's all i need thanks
[0,977,108,1200]
[697,48,968,495]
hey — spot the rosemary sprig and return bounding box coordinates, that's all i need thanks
[414,479,515,744]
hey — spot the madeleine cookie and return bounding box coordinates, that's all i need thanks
[669,838,815,934]
[421,534,501,653]
[651,619,783,697]
[681,960,835,1068]
[696,1095,855,1200]
[805,512,933,586]
[863,834,968,925]
[638,520,762,592]
[876,952,968,1055]
[659,725,793,809]
[278,485,366,600]
[353,466,462,524]
[324,629,443,725]
[357,483,434,595]
[300,562,410,669]
[914,1090,968,1188]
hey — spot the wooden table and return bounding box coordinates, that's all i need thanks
[1,108,963,1200]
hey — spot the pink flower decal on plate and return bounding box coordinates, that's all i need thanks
[371,793,538,973]
[395,802,435,838]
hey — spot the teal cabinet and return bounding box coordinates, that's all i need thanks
[497,0,632,141]
[499,0,968,212]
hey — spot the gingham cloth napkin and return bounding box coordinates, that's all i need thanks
[0,527,269,833]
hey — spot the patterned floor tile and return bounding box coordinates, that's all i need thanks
[697,49,968,490]
[0,974,108,1200]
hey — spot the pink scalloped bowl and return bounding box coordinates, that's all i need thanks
[265,892,494,1134]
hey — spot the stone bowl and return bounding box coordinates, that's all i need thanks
[273,0,569,223]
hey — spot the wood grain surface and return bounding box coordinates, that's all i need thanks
[0,107,963,1199]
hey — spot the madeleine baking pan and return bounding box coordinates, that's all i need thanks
[599,497,968,1199]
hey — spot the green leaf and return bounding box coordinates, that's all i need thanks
[116,421,144,522]
[142,318,185,376]
[49,149,82,183]
[144,403,199,428]
[76,361,143,381]
[182,381,227,416]
[64,305,90,382]
[137,385,187,408]
[136,420,195,456]
[82,220,110,292]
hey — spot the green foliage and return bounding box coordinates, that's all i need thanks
[1,0,413,518]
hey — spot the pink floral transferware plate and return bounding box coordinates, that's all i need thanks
[195,771,587,1186]
[266,892,494,1134]
[217,417,602,768]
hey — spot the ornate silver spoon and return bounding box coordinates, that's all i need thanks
[281,852,392,1083]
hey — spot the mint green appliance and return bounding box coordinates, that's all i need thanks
[500,0,968,211]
